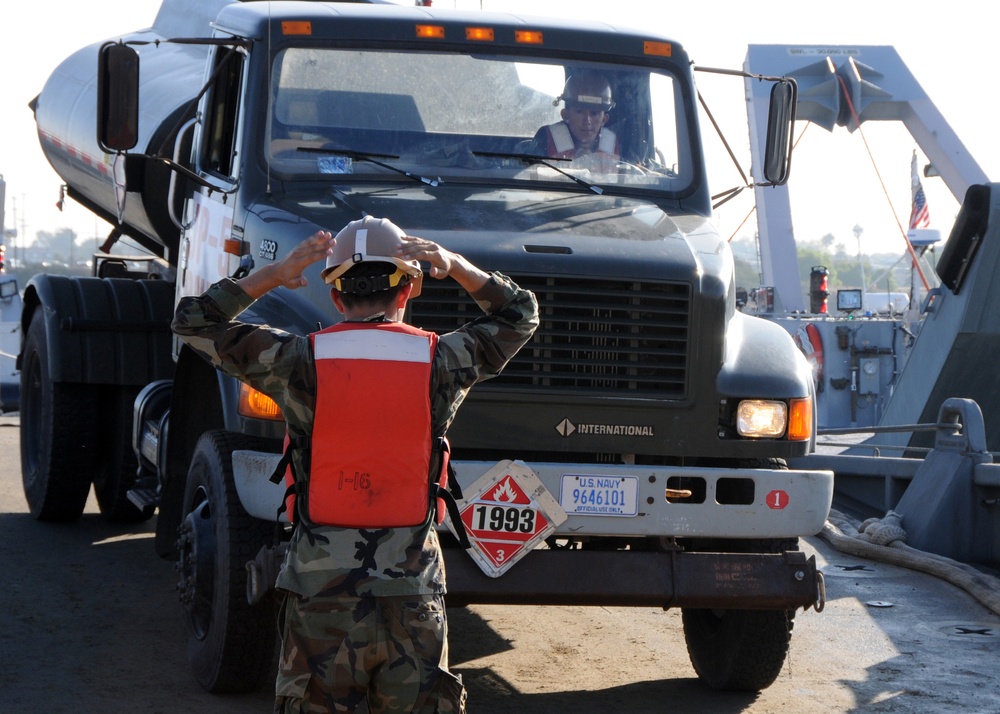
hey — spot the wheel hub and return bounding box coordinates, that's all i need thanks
[176,497,216,638]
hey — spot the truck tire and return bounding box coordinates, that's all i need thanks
[681,607,793,691]
[681,533,797,691]
[20,310,97,521]
[177,430,278,693]
[93,386,153,522]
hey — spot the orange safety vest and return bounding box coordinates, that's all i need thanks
[544,122,620,161]
[297,321,439,529]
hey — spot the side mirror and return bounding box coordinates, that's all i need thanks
[763,79,796,185]
[97,42,140,152]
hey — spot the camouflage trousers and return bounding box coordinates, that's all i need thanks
[274,591,467,714]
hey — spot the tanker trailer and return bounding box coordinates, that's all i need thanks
[21,1,235,524]
[20,0,286,691]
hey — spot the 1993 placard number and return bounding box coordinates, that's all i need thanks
[471,504,536,534]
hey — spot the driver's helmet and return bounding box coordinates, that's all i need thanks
[559,72,615,111]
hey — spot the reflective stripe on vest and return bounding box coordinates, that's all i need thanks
[307,322,437,528]
[548,122,576,155]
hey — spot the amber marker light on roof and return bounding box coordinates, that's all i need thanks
[465,27,495,41]
[416,24,445,39]
[514,30,544,44]
[282,21,312,36]
[644,41,672,57]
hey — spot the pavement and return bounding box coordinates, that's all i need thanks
[2,411,999,712]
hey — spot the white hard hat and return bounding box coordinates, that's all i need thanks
[560,72,615,111]
[321,216,422,291]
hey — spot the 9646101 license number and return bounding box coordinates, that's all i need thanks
[560,474,639,516]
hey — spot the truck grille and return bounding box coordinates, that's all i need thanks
[411,276,690,399]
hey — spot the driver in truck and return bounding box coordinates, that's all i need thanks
[171,217,538,713]
[529,70,621,167]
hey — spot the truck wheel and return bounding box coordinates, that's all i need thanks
[93,386,153,522]
[681,534,796,691]
[177,430,278,693]
[682,607,793,691]
[19,310,97,521]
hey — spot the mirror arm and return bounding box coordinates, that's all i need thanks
[149,155,235,193]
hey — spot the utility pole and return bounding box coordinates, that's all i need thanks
[0,175,6,244]
[10,196,18,268]
[20,193,26,266]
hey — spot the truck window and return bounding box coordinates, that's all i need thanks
[202,47,245,181]
[650,72,683,176]
[266,48,691,194]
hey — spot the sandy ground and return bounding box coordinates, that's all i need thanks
[2,416,998,713]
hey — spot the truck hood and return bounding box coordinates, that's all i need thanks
[270,185,719,283]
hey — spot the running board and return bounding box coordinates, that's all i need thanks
[126,483,159,510]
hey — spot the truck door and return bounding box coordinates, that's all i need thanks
[177,44,247,301]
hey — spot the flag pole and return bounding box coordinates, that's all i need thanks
[905,151,931,293]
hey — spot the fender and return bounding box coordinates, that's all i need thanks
[20,274,175,385]
[718,311,813,400]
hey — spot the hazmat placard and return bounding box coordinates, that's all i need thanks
[449,460,567,578]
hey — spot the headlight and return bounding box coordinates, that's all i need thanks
[735,398,813,440]
[736,399,787,438]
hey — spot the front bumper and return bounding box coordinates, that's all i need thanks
[444,547,825,611]
[452,460,834,540]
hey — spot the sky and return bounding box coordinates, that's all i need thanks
[1,0,997,261]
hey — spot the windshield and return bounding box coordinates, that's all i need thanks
[268,48,691,194]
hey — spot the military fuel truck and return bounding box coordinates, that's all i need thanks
[21,0,832,695]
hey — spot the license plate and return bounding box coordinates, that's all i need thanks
[560,474,639,516]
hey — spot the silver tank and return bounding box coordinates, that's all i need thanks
[32,0,233,250]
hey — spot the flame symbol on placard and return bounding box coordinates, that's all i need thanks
[491,478,518,503]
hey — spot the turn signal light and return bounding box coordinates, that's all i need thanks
[238,383,283,421]
[786,397,813,441]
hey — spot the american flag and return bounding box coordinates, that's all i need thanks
[909,151,930,229]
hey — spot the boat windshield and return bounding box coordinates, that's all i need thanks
[267,47,693,195]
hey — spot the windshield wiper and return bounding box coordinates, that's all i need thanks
[473,150,603,195]
[296,147,442,187]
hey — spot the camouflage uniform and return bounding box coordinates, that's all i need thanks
[172,272,538,713]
